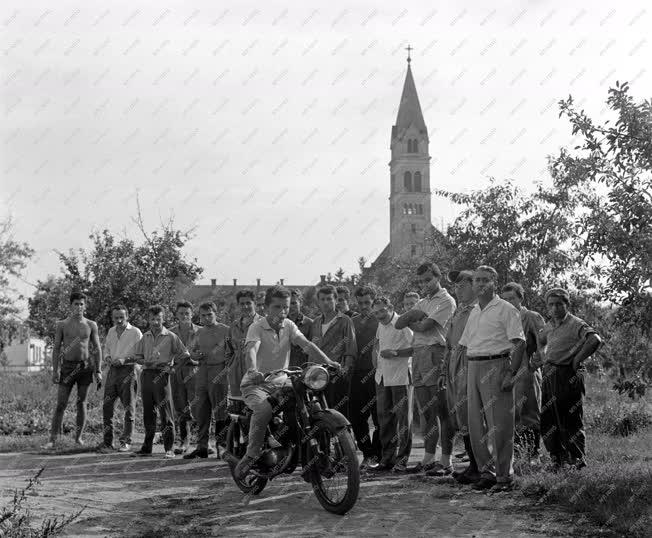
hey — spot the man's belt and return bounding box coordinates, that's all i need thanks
[467,352,510,361]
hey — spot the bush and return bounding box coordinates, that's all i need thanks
[0,468,84,536]
[590,406,652,437]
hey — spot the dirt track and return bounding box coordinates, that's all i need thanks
[0,443,608,538]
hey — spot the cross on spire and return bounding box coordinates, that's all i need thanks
[406,44,413,63]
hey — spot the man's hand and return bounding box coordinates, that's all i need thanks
[437,374,446,390]
[242,369,265,387]
[325,359,341,370]
[571,354,582,372]
[380,349,397,359]
[52,370,60,384]
[500,371,514,392]
[94,371,102,386]
[190,347,204,361]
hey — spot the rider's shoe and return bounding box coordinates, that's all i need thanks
[234,455,258,481]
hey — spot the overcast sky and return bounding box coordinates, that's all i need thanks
[1,0,650,312]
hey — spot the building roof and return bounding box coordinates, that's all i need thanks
[392,63,428,140]
[176,282,317,305]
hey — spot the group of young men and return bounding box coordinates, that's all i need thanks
[43,262,601,493]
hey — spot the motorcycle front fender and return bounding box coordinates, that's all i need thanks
[311,408,351,431]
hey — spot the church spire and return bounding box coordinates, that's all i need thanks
[394,51,427,137]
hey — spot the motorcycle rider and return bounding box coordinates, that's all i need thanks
[234,285,341,480]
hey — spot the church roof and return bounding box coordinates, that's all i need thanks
[393,63,428,139]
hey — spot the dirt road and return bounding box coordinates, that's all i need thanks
[0,446,605,537]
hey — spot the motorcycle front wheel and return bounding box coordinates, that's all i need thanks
[309,423,360,515]
[225,420,268,495]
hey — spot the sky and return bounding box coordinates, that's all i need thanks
[1,0,650,314]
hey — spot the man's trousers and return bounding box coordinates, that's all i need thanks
[195,363,229,450]
[141,370,175,452]
[348,369,381,460]
[541,363,586,464]
[102,366,137,447]
[376,380,412,466]
[467,357,515,483]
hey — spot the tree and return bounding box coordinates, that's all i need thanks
[435,178,582,299]
[0,217,34,346]
[550,81,652,331]
[28,209,203,337]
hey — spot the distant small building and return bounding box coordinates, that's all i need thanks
[0,324,47,373]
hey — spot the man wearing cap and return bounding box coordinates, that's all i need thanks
[395,262,456,475]
[458,266,525,491]
[439,270,479,482]
[539,288,601,470]
[501,282,546,464]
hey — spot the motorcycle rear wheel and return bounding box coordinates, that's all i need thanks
[309,423,360,515]
[225,420,268,495]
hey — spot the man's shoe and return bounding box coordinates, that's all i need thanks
[368,461,394,473]
[183,448,208,459]
[207,447,216,455]
[234,455,257,481]
[174,442,191,455]
[426,463,454,477]
[164,450,175,459]
[118,443,131,452]
[392,461,409,473]
[490,481,514,493]
[41,441,55,450]
[75,438,84,446]
[472,477,497,490]
[96,444,115,454]
[455,470,481,485]
[132,448,152,457]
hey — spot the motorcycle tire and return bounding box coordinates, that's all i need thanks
[309,423,360,515]
[225,420,268,496]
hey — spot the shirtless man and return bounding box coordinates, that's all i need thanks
[43,292,102,449]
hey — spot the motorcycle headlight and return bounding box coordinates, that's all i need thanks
[303,365,329,391]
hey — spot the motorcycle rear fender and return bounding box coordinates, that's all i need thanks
[311,408,351,431]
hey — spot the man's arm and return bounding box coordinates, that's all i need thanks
[529,313,546,369]
[395,309,425,330]
[102,330,112,367]
[572,333,601,371]
[342,319,357,373]
[51,322,63,383]
[244,340,260,371]
[90,322,102,373]
[501,338,525,391]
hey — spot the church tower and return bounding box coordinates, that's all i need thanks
[388,51,433,259]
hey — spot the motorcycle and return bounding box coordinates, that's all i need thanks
[222,364,360,515]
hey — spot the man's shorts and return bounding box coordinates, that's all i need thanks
[59,361,93,387]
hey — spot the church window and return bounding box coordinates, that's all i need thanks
[413,139,418,153]
[411,245,417,256]
[414,171,422,191]
[418,204,423,215]
[407,140,413,153]
[411,223,416,233]
[403,204,408,215]
[404,171,412,192]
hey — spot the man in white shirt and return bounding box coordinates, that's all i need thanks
[97,304,142,453]
[459,266,526,492]
[372,296,414,473]
[234,286,341,480]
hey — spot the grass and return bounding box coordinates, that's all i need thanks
[1,371,651,535]
[518,375,652,537]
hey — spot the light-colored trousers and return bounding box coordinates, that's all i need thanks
[513,365,542,431]
[467,357,514,483]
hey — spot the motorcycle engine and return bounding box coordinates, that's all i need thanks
[258,447,290,470]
